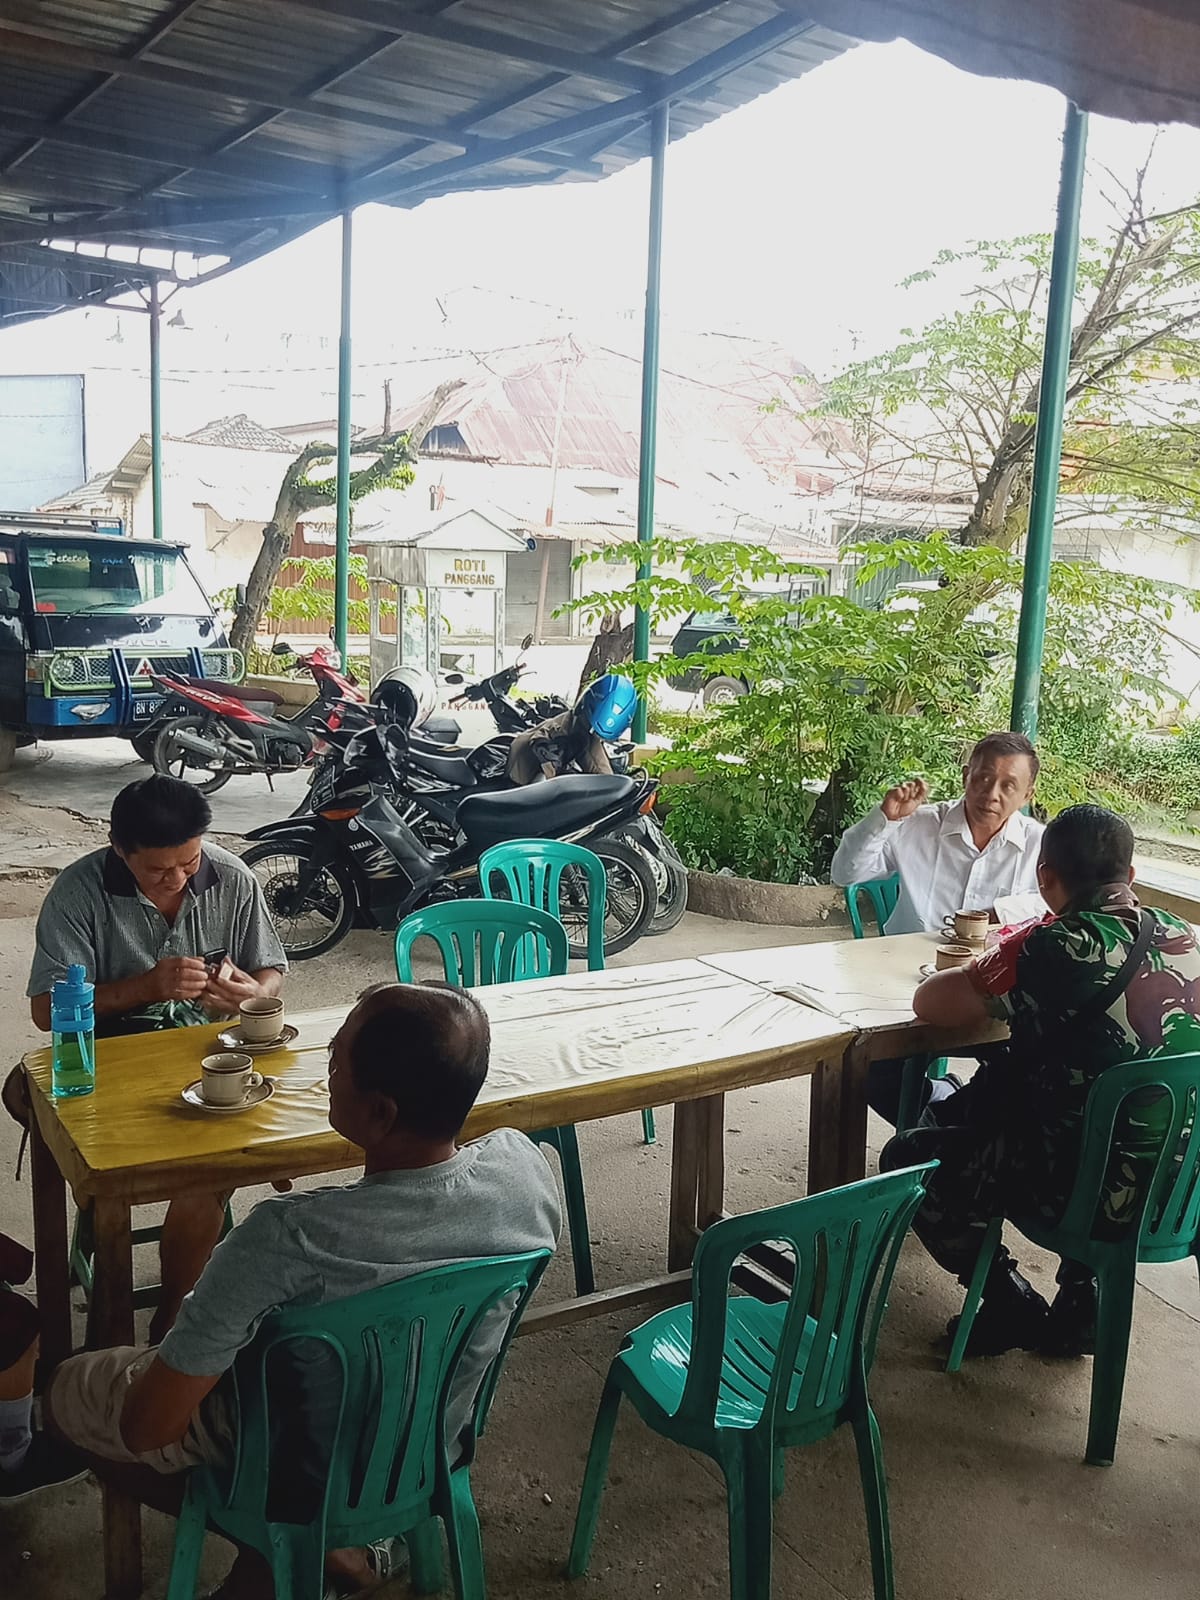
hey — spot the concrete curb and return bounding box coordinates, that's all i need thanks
[686,869,847,928]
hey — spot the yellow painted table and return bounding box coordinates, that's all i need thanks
[24,956,851,1599]
[699,931,1009,1183]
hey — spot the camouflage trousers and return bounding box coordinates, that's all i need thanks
[880,1073,1063,1283]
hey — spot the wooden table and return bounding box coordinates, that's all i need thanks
[699,930,1008,1184]
[24,956,851,1600]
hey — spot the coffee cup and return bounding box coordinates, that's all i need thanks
[942,909,989,945]
[935,943,976,971]
[201,1052,260,1106]
[239,996,284,1044]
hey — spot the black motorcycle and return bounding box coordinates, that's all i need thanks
[240,720,660,962]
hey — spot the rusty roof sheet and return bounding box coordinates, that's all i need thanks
[0,2,855,324]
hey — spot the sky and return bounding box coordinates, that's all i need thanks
[4,37,1200,467]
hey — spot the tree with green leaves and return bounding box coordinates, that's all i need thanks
[229,380,462,655]
[820,163,1200,554]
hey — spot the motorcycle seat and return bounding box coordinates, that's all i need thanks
[422,712,461,744]
[180,674,285,707]
[457,773,638,850]
[405,744,476,788]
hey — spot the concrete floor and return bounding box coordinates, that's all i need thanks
[0,753,1198,1599]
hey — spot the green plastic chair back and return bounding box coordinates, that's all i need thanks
[394,898,569,987]
[479,839,607,972]
[568,1164,936,1600]
[167,1252,550,1600]
[479,839,657,1144]
[393,897,594,1298]
[948,1052,1200,1464]
[844,875,900,940]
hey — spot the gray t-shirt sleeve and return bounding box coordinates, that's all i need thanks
[27,874,98,999]
[228,869,289,975]
[158,1198,314,1377]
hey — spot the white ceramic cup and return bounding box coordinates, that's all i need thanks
[942,909,989,944]
[200,1052,260,1106]
[239,996,285,1044]
[935,943,976,971]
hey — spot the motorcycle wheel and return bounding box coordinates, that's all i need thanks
[240,841,355,960]
[561,838,657,960]
[152,715,235,795]
[644,834,689,935]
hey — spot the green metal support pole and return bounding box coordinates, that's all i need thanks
[631,103,668,745]
[333,209,353,663]
[149,278,163,539]
[1010,103,1088,739]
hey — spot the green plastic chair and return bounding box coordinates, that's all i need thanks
[843,874,900,940]
[479,838,656,1146]
[946,1053,1200,1465]
[395,899,595,1298]
[166,1250,550,1600]
[844,874,946,1131]
[567,1164,936,1600]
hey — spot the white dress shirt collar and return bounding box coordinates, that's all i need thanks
[939,796,1032,852]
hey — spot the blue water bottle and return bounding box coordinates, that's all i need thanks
[51,964,95,1099]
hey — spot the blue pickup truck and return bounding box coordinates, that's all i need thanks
[0,512,243,770]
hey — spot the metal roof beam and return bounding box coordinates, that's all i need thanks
[268,0,658,91]
[0,109,327,196]
[0,0,209,178]
[357,12,822,207]
[0,22,474,144]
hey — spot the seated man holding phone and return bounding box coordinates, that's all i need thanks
[24,773,288,1341]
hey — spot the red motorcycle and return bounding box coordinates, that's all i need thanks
[147,640,370,794]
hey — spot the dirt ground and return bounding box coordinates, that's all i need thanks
[0,785,1197,1600]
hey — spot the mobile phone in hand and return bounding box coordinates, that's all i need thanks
[203,948,232,982]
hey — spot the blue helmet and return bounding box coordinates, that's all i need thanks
[577,672,638,740]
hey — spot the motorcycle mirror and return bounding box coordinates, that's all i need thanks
[271,640,292,656]
[521,632,534,650]
[443,672,464,685]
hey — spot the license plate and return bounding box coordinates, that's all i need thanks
[132,696,163,721]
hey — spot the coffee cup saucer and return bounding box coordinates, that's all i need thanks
[182,1077,276,1114]
[939,930,986,946]
[217,1023,298,1054]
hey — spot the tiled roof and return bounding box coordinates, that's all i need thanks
[184,415,297,452]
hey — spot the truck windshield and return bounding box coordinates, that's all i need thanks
[27,542,211,618]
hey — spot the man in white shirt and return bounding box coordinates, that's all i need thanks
[831,731,1044,936]
[830,730,1044,1123]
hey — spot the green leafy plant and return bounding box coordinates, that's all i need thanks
[572,534,1190,882]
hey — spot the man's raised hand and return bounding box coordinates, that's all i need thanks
[881,778,929,822]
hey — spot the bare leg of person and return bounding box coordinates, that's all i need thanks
[150,1193,228,1345]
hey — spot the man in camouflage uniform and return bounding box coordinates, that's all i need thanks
[882,804,1200,1358]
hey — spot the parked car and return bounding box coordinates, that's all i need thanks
[667,580,823,706]
[0,512,242,770]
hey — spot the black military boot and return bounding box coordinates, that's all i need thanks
[946,1251,1050,1358]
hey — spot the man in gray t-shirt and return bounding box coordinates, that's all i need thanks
[47,984,560,1597]
[24,773,288,1344]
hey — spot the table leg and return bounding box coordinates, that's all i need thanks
[92,1198,142,1600]
[806,1057,843,1194]
[836,1046,871,1189]
[695,1092,726,1231]
[29,1115,71,1372]
[667,1099,702,1271]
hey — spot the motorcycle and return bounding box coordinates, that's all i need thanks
[239,717,660,962]
[148,640,373,795]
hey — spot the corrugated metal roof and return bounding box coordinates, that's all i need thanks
[394,332,859,487]
[0,2,855,324]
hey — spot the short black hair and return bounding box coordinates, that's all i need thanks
[1040,804,1134,894]
[967,730,1040,781]
[109,774,212,854]
[347,984,490,1139]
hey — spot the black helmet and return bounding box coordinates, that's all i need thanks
[371,676,419,731]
